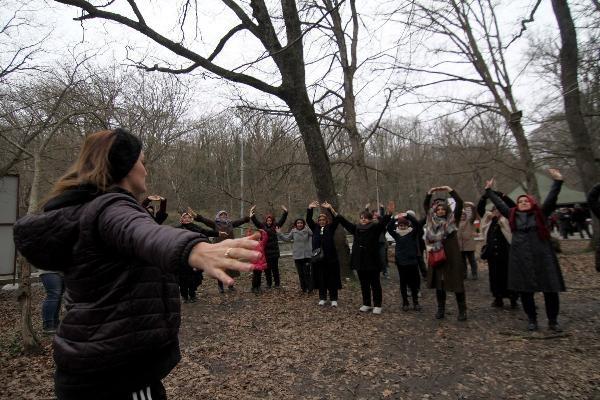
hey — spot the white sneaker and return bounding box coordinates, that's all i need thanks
[373,307,382,315]
[331,301,338,307]
[359,305,373,312]
[318,300,326,306]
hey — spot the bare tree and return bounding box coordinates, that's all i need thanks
[387,0,542,197]
[53,0,343,206]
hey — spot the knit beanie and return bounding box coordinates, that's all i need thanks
[108,128,142,183]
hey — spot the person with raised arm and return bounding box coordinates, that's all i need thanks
[306,201,342,307]
[477,191,518,309]
[142,194,168,224]
[424,186,467,321]
[387,211,424,311]
[187,207,250,293]
[484,169,566,332]
[458,201,479,280]
[335,202,394,314]
[277,218,313,293]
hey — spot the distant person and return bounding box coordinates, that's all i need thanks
[558,207,572,239]
[38,270,64,334]
[188,208,250,293]
[277,218,314,294]
[387,211,423,311]
[571,204,591,239]
[306,201,342,307]
[142,195,168,224]
[13,128,260,400]
[485,169,566,332]
[424,186,467,321]
[336,202,394,314]
[250,205,288,291]
[458,201,479,280]
[176,212,220,303]
[477,191,518,309]
[587,184,600,272]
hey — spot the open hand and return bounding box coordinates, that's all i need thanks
[548,168,563,181]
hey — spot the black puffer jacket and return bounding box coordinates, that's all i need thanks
[339,213,391,272]
[13,186,206,393]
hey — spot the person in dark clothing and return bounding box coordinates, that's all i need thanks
[485,169,566,332]
[424,186,467,321]
[571,204,591,239]
[306,201,342,307]
[13,128,261,400]
[142,195,168,224]
[586,184,600,272]
[557,207,572,239]
[188,208,250,293]
[176,212,220,302]
[387,212,423,311]
[477,191,518,309]
[250,205,288,291]
[335,202,393,314]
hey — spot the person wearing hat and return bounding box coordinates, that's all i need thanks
[484,169,566,332]
[13,128,261,400]
[387,211,424,311]
[187,208,250,293]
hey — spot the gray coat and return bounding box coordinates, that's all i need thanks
[278,228,313,259]
[487,181,566,293]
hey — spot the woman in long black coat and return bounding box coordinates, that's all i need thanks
[306,201,342,307]
[485,169,566,331]
[477,191,518,308]
[334,202,393,314]
[424,186,467,321]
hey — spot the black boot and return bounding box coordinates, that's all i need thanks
[456,292,467,321]
[527,318,538,331]
[435,289,446,319]
[548,319,563,332]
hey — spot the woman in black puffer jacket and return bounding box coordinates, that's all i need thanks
[13,129,261,400]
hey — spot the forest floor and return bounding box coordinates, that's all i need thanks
[1,240,599,400]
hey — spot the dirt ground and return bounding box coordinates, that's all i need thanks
[1,240,599,400]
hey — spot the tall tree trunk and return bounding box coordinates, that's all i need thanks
[508,118,540,199]
[18,151,44,354]
[551,0,600,248]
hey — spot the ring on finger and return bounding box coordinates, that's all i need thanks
[224,248,234,258]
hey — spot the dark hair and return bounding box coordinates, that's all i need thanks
[359,210,373,220]
[294,218,306,226]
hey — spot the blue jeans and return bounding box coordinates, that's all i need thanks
[40,273,64,330]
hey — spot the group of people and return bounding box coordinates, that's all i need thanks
[13,127,600,400]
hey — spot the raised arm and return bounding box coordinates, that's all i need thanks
[154,198,168,225]
[337,214,357,235]
[306,201,318,231]
[486,189,510,218]
[423,192,433,215]
[277,207,288,227]
[542,169,564,216]
[477,193,488,218]
[189,209,216,229]
[231,216,250,227]
[386,218,400,241]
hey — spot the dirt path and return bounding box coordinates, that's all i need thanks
[1,240,599,399]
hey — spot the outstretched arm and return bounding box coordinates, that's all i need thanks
[337,213,357,235]
[477,193,488,218]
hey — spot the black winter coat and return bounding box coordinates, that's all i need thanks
[13,186,206,394]
[251,211,288,259]
[387,213,421,266]
[339,213,391,271]
[487,180,566,293]
[306,208,342,289]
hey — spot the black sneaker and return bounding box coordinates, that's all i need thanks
[527,320,538,331]
[402,303,410,312]
[491,298,504,308]
[548,321,563,332]
[413,303,422,311]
